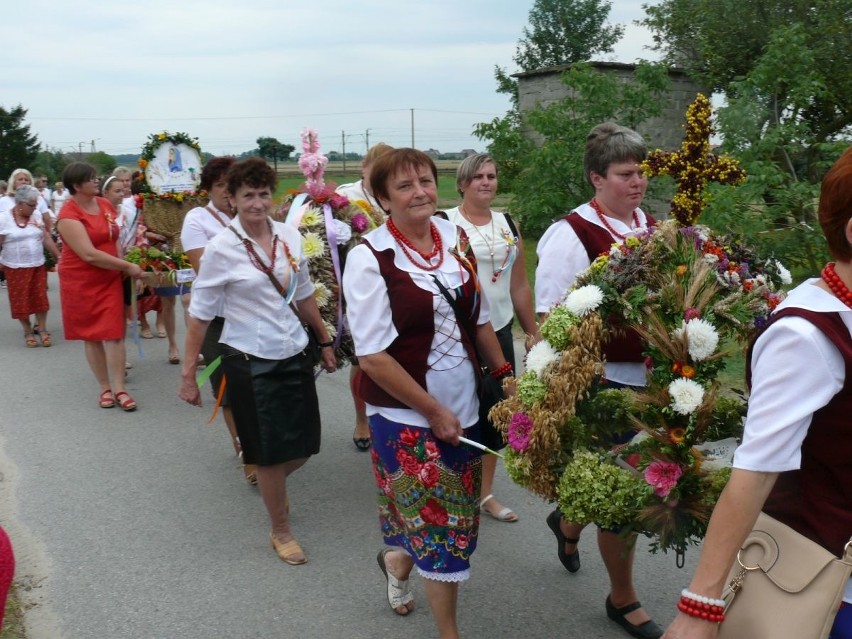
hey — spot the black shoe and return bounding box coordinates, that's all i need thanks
[605,595,663,639]
[545,509,580,573]
[353,437,371,451]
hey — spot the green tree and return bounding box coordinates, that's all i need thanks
[256,137,295,171]
[86,151,117,176]
[0,104,40,180]
[642,0,852,273]
[496,0,624,108]
[494,62,669,236]
[32,147,72,183]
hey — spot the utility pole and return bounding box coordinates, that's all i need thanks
[410,109,415,148]
[365,128,371,154]
[78,142,85,159]
[341,130,347,173]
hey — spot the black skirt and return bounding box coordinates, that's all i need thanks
[221,345,321,466]
[200,317,229,406]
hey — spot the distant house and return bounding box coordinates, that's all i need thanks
[424,148,442,159]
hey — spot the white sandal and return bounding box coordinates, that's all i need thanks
[377,549,414,615]
[480,493,519,522]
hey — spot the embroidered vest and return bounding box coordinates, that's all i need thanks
[749,308,852,556]
[356,232,481,409]
[563,211,656,363]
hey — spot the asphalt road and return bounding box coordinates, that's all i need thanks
[0,273,698,639]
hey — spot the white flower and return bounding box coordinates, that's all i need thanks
[703,253,719,265]
[775,260,792,285]
[300,209,322,228]
[524,340,559,376]
[331,219,352,245]
[669,378,705,415]
[673,318,720,361]
[562,285,604,317]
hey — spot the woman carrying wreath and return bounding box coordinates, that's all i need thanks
[56,162,145,411]
[663,148,852,638]
[445,153,539,524]
[342,148,511,639]
[535,123,662,639]
[335,141,393,451]
[0,185,60,347]
[179,158,336,565]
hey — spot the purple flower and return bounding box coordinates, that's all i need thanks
[351,213,368,233]
[507,412,534,452]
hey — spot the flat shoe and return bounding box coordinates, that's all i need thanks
[157,330,167,338]
[480,493,518,522]
[546,509,580,572]
[605,596,663,639]
[168,355,180,365]
[114,391,137,412]
[140,329,154,339]
[271,535,306,565]
[353,436,371,451]
[377,549,414,615]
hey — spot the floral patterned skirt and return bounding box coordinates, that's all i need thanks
[369,414,482,582]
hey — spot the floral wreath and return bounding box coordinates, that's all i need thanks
[281,128,384,364]
[491,95,792,557]
[136,131,206,202]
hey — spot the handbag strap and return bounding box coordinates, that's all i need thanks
[431,274,476,347]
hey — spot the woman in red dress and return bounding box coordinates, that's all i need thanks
[56,162,145,411]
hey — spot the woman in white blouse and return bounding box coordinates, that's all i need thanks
[179,158,336,566]
[445,153,538,523]
[663,148,852,638]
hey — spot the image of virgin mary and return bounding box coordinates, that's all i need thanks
[168,146,183,172]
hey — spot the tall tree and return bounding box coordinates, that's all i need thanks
[256,137,295,171]
[0,104,40,179]
[642,0,852,273]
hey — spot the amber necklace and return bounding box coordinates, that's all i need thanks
[386,217,444,271]
[821,262,852,309]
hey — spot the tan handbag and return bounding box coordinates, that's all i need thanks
[718,512,852,639]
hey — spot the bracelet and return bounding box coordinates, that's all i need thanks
[490,362,514,379]
[677,592,726,623]
[680,589,726,609]
[318,341,334,348]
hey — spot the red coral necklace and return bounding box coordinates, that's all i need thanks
[590,198,639,240]
[821,262,852,309]
[387,217,444,271]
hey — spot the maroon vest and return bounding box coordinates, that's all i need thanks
[749,308,852,556]
[356,233,481,409]
[563,211,656,363]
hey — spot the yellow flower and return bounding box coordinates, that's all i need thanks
[625,236,640,248]
[676,264,688,277]
[352,199,373,214]
[313,282,331,308]
[300,209,322,228]
[302,232,325,259]
[158,133,167,140]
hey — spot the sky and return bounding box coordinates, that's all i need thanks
[6,0,660,159]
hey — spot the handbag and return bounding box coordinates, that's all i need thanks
[718,512,852,639]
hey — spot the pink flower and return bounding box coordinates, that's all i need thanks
[301,128,321,154]
[418,462,440,488]
[644,460,683,498]
[684,307,701,321]
[351,212,369,233]
[424,439,440,461]
[329,193,350,210]
[507,412,533,452]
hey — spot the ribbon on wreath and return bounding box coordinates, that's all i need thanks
[321,202,344,349]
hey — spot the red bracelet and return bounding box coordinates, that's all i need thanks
[490,362,513,379]
[677,596,725,623]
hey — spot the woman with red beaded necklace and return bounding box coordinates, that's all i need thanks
[663,148,852,639]
[535,123,661,639]
[179,158,336,566]
[342,149,511,639]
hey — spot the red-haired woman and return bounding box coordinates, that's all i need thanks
[663,148,852,638]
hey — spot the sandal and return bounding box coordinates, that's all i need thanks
[480,494,519,522]
[243,464,258,486]
[39,331,52,347]
[546,509,581,573]
[377,549,414,615]
[140,328,154,339]
[99,389,116,408]
[24,333,38,348]
[270,534,307,565]
[114,391,137,412]
[353,436,371,451]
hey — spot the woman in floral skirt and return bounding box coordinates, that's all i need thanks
[342,148,511,639]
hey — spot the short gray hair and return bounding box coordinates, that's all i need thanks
[14,184,39,205]
[584,123,647,187]
[112,166,132,177]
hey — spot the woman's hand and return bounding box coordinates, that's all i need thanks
[663,614,720,638]
[178,373,202,406]
[425,404,462,446]
[524,330,541,352]
[319,346,337,373]
[126,263,144,279]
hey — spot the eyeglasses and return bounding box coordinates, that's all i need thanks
[21,201,37,208]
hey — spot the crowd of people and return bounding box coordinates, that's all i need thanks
[1,132,850,639]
